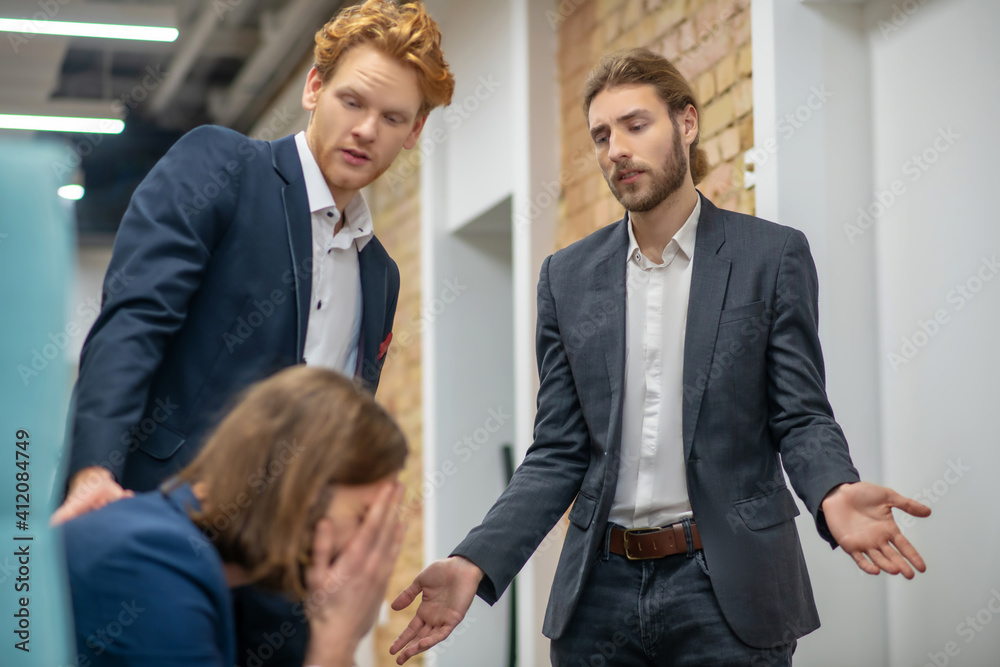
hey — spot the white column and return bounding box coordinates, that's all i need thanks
[752,1,886,664]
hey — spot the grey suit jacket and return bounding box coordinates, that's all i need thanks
[453,194,860,648]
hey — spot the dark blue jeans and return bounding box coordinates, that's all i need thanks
[550,522,795,667]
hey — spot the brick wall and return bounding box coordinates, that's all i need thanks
[364,149,424,667]
[557,0,754,249]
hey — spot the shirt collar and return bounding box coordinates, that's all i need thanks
[294,131,374,251]
[626,194,701,268]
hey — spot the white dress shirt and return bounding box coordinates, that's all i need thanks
[294,131,373,375]
[608,197,701,529]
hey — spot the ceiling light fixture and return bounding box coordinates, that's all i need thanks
[0,18,178,42]
[0,114,125,134]
[58,185,85,201]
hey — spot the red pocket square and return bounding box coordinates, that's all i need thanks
[378,332,393,360]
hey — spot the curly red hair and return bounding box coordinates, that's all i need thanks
[314,0,454,116]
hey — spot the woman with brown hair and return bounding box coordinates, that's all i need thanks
[60,365,407,667]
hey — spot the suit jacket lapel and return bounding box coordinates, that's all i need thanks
[358,240,388,384]
[594,220,629,503]
[682,195,731,459]
[272,135,312,361]
[596,220,629,403]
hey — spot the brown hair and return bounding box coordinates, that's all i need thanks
[176,366,407,599]
[583,48,710,185]
[313,0,454,116]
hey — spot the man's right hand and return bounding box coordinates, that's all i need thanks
[389,556,484,665]
[51,466,132,526]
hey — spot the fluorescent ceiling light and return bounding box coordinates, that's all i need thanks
[58,185,85,201]
[0,18,178,42]
[0,114,124,134]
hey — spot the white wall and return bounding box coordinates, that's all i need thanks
[420,6,514,666]
[421,1,559,665]
[510,2,561,664]
[754,2,886,663]
[755,0,1000,665]
[437,0,514,231]
[428,197,515,667]
[864,1,1000,665]
[69,244,114,374]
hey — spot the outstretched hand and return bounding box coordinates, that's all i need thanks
[389,556,483,664]
[821,481,931,579]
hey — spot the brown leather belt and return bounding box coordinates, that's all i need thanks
[609,522,702,560]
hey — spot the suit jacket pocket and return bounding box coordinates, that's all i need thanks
[719,300,766,325]
[136,421,187,461]
[568,492,598,530]
[733,486,800,530]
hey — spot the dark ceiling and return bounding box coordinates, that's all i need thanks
[0,0,344,240]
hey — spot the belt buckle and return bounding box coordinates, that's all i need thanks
[623,527,665,560]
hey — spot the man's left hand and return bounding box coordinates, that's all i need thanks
[821,481,931,579]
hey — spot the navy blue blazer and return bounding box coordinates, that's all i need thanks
[67,126,400,491]
[62,483,234,666]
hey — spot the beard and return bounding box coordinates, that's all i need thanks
[603,123,688,213]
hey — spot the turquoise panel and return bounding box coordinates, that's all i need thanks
[0,137,76,665]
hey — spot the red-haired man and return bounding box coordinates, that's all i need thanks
[57,2,453,665]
